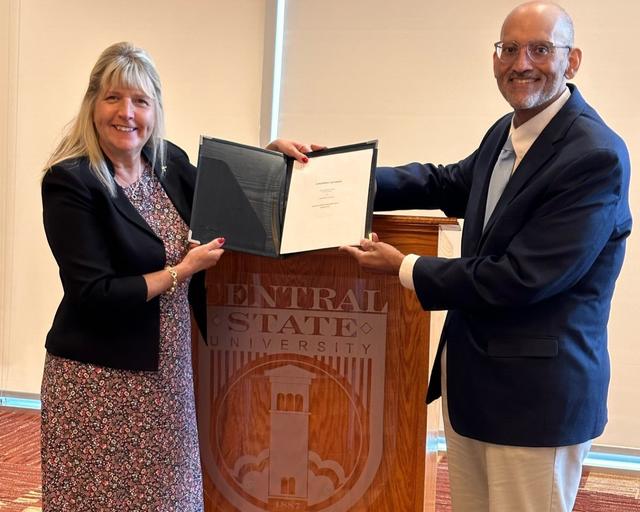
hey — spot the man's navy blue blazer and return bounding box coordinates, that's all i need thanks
[375,85,632,447]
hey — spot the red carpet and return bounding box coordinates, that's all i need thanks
[1,408,639,511]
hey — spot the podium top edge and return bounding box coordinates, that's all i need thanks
[372,213,460,229]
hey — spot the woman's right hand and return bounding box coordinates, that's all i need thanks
[177,237,225,277]
[143,237,225,301]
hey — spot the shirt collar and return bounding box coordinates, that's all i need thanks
[509,86,571,169]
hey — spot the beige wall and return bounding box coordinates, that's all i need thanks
[0,0,19,401]
[0,0,268,395]
[0,2,10,397]
[278,0,639,448]
[1,0,639,449]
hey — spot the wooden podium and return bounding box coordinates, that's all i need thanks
[193,215,457,512]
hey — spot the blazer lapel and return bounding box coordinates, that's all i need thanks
[461,119,511,256]
[111,183,160,240]
[107,143,194,240]
[107,149,160,241]
[480,136,555,237]
[477,85,586,250]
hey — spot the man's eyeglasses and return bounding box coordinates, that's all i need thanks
[494,41,571,64]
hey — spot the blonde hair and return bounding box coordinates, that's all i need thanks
[44,42,166,196]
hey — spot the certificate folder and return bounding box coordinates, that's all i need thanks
[189,136,377,257]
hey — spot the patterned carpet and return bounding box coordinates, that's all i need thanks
[1,407,639,511]
[435,455,640,511]
[0,409,41,511]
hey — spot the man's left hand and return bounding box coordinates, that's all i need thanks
[339,233,405,275]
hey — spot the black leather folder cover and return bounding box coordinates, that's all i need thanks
[190,137,289,257]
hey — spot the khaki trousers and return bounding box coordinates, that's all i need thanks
[441,346,591,512]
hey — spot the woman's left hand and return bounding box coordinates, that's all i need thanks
[266,138,327,163]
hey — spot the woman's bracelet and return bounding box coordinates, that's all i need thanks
[165,266,178,294]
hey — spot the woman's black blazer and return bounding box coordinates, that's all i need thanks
[42,141,206,371]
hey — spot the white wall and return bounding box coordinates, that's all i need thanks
[277,0,639,448]
[0,0,268,395]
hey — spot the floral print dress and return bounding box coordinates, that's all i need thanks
[41,165,203,511]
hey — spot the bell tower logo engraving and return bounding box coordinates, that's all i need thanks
[197,278,388,511]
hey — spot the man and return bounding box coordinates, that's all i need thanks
[340,2,632,511]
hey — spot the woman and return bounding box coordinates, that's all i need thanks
[41,41,312,511]
[40,41,227,511]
